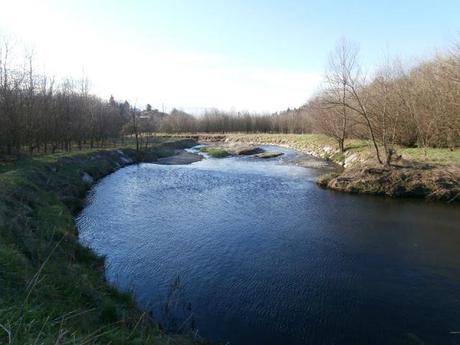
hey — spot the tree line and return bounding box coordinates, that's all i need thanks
[308,39,460,165]
[1,36,459,163]
[140,108,311,134]
[150,39,460,165]
[0,39,139,156]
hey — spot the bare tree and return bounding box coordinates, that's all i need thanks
[319,40,360,152]
[323,39,386,164]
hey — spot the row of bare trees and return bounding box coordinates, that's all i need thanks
[309,39,460,165]
[137,108,312,134]
[0,39,133,156]
[1,36,459,161]
[149,39,460,162]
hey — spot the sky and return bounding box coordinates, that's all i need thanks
[0,0,459,113]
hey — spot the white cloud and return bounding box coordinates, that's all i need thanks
[0,0,322,113]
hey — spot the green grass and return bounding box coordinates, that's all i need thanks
[0,140,204,345]
[0,161,15,174]
[199,147,230,158]
[398,147,460,166]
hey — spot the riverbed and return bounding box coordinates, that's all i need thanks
[77,145,460,345]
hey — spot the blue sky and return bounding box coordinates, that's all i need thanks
[0,0,459,112]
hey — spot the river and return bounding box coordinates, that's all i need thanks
[77,145,460,345]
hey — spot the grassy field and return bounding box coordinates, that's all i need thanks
[398,147,460,166]
[0,139,203,345]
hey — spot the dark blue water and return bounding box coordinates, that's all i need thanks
[77,146,460,345]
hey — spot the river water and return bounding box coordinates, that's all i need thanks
[77,146,460,345]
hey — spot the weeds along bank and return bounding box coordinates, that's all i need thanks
[164,133,460,202]
[0,139,204,345]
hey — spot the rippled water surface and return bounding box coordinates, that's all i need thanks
[77,146,460,345]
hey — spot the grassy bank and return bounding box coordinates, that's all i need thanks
[162,133,460,167]
[0,139,204,345]
[199,147,230,158]
[161,133,460,201]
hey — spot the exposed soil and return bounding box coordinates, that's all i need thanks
[319,164,460,202]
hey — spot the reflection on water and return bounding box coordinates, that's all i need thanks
[77,146,460,345]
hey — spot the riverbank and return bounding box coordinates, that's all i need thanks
[162,133,460,202]
[0,139,205,345]
[157,150,203,165]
